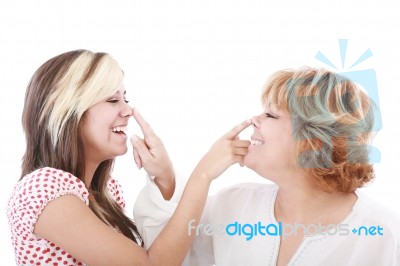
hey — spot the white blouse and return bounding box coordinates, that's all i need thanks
[134,178,400,266]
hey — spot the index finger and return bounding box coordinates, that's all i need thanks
[224,119,252,140]
[132,108,155,137]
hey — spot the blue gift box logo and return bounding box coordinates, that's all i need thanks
[315,39,381,163]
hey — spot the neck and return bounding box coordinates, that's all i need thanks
[274,173,357,225]
[84,160,100,189]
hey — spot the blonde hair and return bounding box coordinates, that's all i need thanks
[40,51,123,147]
[262,67,375,193]
[22,50,143,245]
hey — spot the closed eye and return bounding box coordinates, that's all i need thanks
[265,113,277,119]
[107,99,130,104]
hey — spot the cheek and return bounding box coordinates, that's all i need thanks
[89,114,113,133]
[261,127,293,162]
[82,119,111,147]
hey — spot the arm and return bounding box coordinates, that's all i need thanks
[187,195,216,265]
[134,175,214,265]
[133,172,185,249]
[34,119,252,265]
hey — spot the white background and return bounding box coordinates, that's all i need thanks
[1,0,399,263]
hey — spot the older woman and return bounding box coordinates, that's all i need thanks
[136,67,400,265]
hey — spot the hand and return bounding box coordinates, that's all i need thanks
[130,108,175,185]
[192,119,252,181]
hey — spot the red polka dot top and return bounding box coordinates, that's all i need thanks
[6,167,127,266]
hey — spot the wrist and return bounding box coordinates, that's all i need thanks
[154,169,176,200]
[154,168,175,184]
[191,168,214,184]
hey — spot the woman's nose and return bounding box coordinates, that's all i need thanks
[251,115,261,128]
[122,102,133,117]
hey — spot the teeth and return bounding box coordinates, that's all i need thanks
[111,126,128,134]
[251,140,264,145]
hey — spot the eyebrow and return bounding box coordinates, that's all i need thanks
[113,90,127,96]
[266,103,281,116]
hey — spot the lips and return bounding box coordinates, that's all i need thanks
[111,125,128,134]
[250,136,265,145]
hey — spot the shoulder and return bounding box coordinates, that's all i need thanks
[7,167,89,241]
[107,177,125,208]
[353,190,400,241]
[18,167,89,203]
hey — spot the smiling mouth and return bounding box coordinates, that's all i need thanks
[250,139,265,146]
[111,126,128,135]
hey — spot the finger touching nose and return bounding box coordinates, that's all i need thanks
[251,115,261,128]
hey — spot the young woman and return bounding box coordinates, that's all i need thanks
[136,67,400,265]
[6,49,252,265]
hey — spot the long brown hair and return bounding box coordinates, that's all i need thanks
[21,50,143,246]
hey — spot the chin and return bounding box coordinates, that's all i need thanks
[110,146,128,158]
[244,154,255,169]
[117,147,128,156]
[244,154,268,178]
